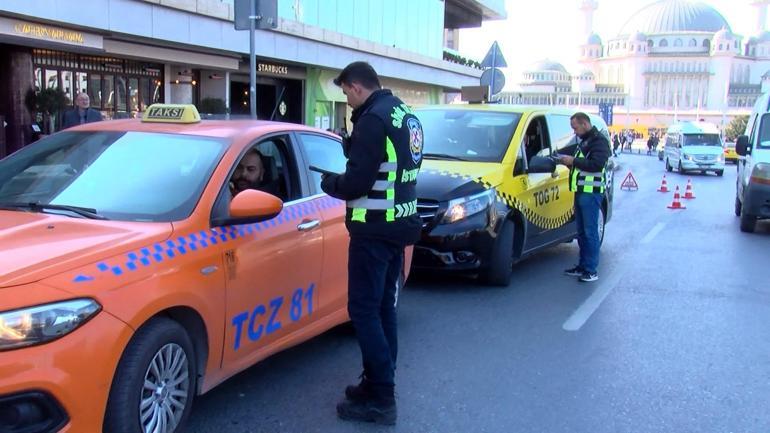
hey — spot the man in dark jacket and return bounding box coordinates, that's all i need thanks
[61,93,103,129]
[558,112,610,282]
[320,61,422,425]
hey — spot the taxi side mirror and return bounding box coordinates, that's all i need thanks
[528,156,557,174]
[736,135,750,156]
[214,189,283,226]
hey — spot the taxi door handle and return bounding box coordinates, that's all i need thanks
[297,219,321,232]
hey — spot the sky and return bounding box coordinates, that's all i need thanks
[458,0,763,90]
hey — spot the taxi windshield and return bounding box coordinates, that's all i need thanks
[682,133,721,147]
[0,131,227,222]
[416,109,521,162]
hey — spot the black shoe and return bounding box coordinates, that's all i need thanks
[579,271,599,282]
[564,266,584,277]
[337,397,397,425]
[345,374,372,402]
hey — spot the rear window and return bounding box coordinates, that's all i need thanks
[0,131,228,221]
[415,109,521,162]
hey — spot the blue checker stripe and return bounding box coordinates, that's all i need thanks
[74,198,344,283]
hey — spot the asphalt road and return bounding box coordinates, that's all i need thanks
[187,154,770,433]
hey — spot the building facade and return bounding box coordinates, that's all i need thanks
[0,0,505,157]
[499,0,770,133]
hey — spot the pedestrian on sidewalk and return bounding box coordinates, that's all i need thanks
[558,112,611,282]
[612,133,620,157]
[320,61,423,425]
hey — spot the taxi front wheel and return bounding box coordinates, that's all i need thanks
[479,220,514,287]
[104,317,197,433]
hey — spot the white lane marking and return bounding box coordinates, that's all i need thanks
[562,271,623,332]
[563,220,665,331]
[641,222,666,244]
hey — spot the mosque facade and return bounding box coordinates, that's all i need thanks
[498,0,770,131]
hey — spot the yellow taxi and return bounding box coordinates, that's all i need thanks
[412,96,614,285]
[724,141,740,163]
[0,104,402,432]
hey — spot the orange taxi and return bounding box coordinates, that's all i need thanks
[0,104,404,432]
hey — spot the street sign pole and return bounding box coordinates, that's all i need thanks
[249,0,257,119]
[490,43,497,102]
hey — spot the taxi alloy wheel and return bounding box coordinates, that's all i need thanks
[140,343,190,432]
[104,318,197,433]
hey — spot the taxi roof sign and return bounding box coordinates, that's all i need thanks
[142,104,201,124]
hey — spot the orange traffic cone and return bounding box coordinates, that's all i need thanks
[683,178,696,199]
[657,175,669,192]
[667,186,687,209]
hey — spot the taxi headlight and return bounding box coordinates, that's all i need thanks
[683,154,693,161]
[717,153,724,162]
[751,163,770,180]
[0,299,101,351]
[442,189,495,224]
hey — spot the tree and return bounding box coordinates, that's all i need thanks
[724,115,749,142]
[25,88,69,134]
[197,97,227,114]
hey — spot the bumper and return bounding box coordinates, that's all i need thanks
[743,181,770,218]
[412,211,496,272]
[681,160,725,171]
[0,311,134,432]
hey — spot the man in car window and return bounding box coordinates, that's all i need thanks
[229,149,280,197]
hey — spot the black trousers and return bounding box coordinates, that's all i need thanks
[347,236,404,394]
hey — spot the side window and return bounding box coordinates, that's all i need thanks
[545,114,577,151]
[229,135,299,203]
[297,133,346,195]
[758,114,770,148]
[523,116,553,162]
[748,114,759,146]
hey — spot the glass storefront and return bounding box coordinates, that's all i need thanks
[32,49,163,126]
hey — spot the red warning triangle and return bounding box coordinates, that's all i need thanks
[620,171,639,191]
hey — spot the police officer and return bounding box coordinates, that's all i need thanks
[558,112,610,283]
[320,62,423,425]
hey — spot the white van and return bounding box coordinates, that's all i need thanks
[735,92,770,232]
[663,121,726,176]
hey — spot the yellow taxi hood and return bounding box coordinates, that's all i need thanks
[421,160,507,182]
[0,211,172,288]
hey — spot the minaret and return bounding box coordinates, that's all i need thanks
[580,0,598,38]
[752,0,770,35]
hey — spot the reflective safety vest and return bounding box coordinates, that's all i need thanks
[347,137,417,223]
[346,96,422,229]
[569,147,607,193]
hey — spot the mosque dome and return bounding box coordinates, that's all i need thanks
[527,59,569,74]
[713,27,734,41]
[619,0,731,36]
[587,33,602,45]
[628,31,648,43]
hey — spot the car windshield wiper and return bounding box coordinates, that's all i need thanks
[0,202,108,220]
[422,153,469,161]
